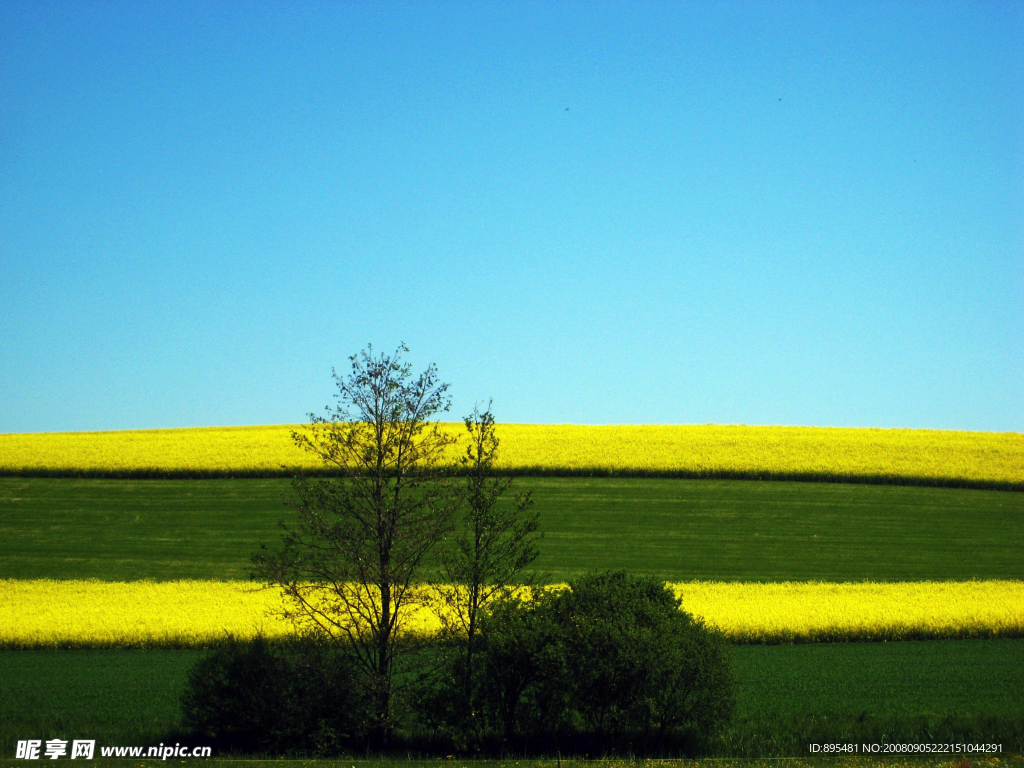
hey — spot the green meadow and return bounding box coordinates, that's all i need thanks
[2,641,1021,757]
[2,761,1022,768]
[1,477,1021,581]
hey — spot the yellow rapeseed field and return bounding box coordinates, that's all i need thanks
[1,423,1021,487]
[668,581,1024,642]
[2,579,1020,648]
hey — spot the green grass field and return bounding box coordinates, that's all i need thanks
[0,650,196,751]
[2,477,1021,581]
[3,761,1022,768]
[2,641,1021,757]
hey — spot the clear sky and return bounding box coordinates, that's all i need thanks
[1,1,1021,434]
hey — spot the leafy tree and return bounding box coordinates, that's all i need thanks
[464,572,736,754]
[431,403,541,731]
[252,344,458,743]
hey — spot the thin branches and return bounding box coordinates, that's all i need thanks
[252,344,458,742]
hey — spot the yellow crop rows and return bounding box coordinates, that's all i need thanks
[669,580,1024,642]
[1,423,1021,487]
[2,579,1020,648]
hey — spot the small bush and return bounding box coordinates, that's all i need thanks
[180,635,363,756]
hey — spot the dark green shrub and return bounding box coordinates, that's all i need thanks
[549,571,736,751]
[180,636,364,755]
[412,594,548,750]
[477,589,568,743]
[423,572,736,755]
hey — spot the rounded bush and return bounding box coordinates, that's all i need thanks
[551,571,736,748]
[471,572,736,754]
[180,636,362,755]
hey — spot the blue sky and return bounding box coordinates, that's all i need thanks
[1,1,1021,433]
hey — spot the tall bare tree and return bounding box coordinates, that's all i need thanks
[433,403,541,727]
[252,344,458,742]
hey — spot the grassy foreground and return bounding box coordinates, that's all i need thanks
[2,579,1021,648]
[2,641,1021,757]
[2,477,1021,582]
[1,423,1021,489]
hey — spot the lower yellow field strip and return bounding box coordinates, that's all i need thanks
[0,580,297,648]
[1,579,1021,648]
[2,423,1021,488]
[669,581,1024,642]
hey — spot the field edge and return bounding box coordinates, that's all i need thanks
[3,465,1022,491]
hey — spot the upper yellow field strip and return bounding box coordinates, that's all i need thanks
[1,579,1021,647]
[1,423,1021,487]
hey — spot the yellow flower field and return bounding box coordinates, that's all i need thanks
[2,579,1020,648]
[1,423,1021,487]
[669,581,1024,643]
